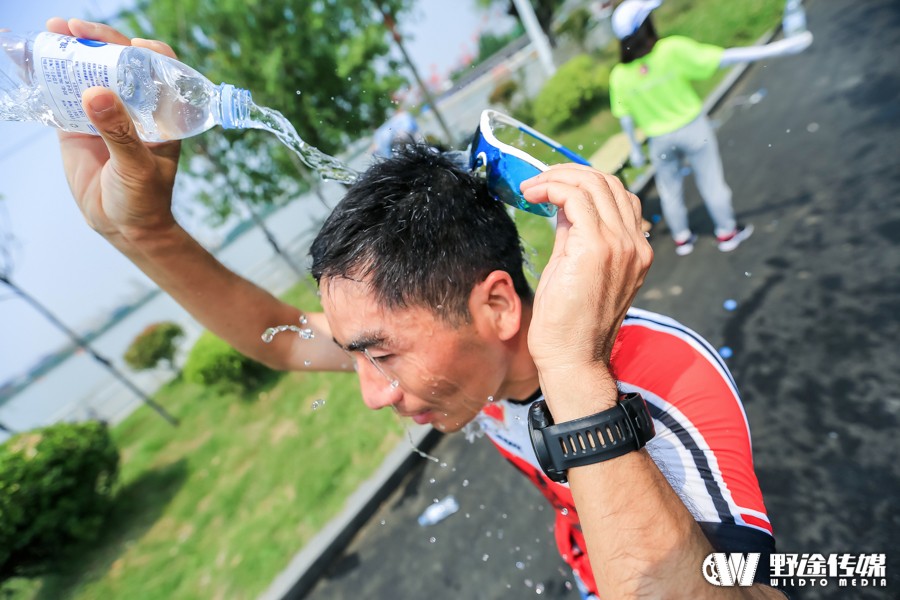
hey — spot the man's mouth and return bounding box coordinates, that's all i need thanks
[410,411,434,425]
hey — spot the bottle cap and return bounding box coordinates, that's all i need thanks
[219,83,250,129]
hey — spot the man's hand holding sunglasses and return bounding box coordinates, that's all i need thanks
[520,165,653,423]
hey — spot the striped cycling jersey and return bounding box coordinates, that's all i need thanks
[473,307,776,594]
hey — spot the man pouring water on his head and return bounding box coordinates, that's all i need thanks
[44,16,789,599]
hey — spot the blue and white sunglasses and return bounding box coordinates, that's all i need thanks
[468,109,592,217]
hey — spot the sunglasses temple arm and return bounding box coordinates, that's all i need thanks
[516,124,592,166]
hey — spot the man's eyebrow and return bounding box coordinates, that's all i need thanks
[332,332,390,353]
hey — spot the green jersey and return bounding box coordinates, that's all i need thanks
[610,36,724,137]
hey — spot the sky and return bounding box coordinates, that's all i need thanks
[0,0,514,384]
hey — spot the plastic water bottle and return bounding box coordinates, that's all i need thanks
[0,31,251,142]
[417,495,460,527]
[782,0,808,37]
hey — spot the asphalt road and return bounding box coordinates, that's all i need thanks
[306,1,900,598]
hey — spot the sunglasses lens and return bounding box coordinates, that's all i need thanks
[488,158,556,217]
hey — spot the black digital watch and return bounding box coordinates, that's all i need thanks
[528,392,655,483]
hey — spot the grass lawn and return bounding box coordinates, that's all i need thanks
[2,1,785,598]
[5,283,404,600]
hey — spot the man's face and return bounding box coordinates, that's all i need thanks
[321,276,509,433]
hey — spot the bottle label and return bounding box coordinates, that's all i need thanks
[32,33,125,134]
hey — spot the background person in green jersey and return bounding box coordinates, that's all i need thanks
[609,0,813,256]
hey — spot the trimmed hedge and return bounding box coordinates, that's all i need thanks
[534,54,611,133]
[124,321,185,371]
[182,331,273,392]
[0,421,119,580]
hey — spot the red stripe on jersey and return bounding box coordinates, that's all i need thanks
[741,513,774,534]
[611,322,769,522]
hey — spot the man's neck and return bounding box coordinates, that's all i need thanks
[495,303,540,401]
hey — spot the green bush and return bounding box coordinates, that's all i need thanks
[124,321,185,371]
[182,331,273,392]
[534,54,611,133]
[0,421,119,580]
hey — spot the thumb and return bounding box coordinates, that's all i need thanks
[82,86,155,173]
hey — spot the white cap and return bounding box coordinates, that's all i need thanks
[612,0,662,40]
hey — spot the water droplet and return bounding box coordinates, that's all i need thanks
[744,271,752,277]
[311,399,326,411]
[304,360,312,367]
[482,554,490,561]
[380,519,386,526]
[295,90,302,95]
[786,128,791,133]
[261,324,315,343]
[560,508,568,516]
[723,299,738,311]
[429,477,436,484]
[462,479,469,487]
[828,431,839,439]
[299,315,308,325]
[429,536,437,543]
[565,581,573,591]
[718,346,734,359]
[487,395,494,402]
[535,583,545,594]
[525,579,534,588]
[807,122,820,133]
[390,380,400,389]
[577,144,583,150]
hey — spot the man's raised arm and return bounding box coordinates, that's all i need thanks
[47,17,348,372]
[520,165,783,598]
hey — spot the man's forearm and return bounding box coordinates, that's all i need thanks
[113,223,346,371]
[541,369,779,598]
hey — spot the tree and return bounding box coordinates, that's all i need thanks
[0,421,119,580]
[123,322,185,371]
[476,0,567,46]
[123,0,411,219]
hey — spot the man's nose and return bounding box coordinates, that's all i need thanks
[356,357,402,411]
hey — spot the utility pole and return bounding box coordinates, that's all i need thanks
[0,273,179,427]
[511,0,556,76]
[379,7,456,145]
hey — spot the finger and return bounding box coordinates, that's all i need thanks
[81,87,157,177]
[67,18,132,46]
[46,17,72,36]
[521,180,607,237]
[522,166,627,232]
[132,38,178,59]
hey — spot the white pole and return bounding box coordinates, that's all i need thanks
[510,0,556,76]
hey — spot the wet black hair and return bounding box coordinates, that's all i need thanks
[620,16,659,63]
[310,144,533,323]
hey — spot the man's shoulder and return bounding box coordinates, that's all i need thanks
[617,307,722,370]
[623,306,694,334]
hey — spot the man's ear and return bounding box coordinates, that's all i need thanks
[469,270,522,342]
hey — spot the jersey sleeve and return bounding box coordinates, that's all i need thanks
[660,35,724,80]
[611,308,775,542]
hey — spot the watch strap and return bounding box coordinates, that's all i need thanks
[528,392,655,483]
